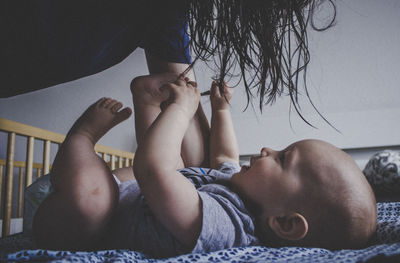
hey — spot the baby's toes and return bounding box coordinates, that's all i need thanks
[95,97,108,106]
[99,98,113,108]
[114,107,132,124]
[106,99,120,109]
[111,102,123,113]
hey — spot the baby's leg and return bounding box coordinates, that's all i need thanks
[131,74,209,168]
[33,98,132,250]
[131,74,184,169]
[181,104,210,167]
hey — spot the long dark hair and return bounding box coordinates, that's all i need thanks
[184,0,336,126]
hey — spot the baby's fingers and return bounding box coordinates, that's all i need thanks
[217,80,231,92]
[210,81,221,98]
[184,77,198,88]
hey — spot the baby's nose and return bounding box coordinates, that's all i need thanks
[261,147,280,158]
[261,147,272,156]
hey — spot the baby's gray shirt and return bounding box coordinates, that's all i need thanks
[107,162,259,258]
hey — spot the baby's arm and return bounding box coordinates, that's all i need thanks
[133,79,202,249]
[209,81,239,168]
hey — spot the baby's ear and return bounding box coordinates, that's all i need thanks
[267,213,308,241]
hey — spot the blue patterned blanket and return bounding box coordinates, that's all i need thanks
[1,202,400,263]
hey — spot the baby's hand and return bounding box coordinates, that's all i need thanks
[161,77,200,118]
[210,81,234,111]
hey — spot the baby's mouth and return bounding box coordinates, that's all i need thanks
[250,154,262,166]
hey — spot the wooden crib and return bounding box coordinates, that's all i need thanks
[0,117,135,237]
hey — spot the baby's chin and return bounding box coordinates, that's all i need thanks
[230,172,241,190]
[231,165,249,181]
[230,169,247,192]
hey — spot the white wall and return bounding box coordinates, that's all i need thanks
[196,0,400,155]
[1,0,399,162]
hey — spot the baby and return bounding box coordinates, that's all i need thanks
[33,74,377,257]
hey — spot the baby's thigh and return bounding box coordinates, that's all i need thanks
[33,179,119,250]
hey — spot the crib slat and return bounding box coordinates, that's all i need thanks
[43,140,51,175]
[118,156,123,169]
[3,132,15,236]
[125,158,129,168]
[111,155,116,170]
[102,152,107,161]
[17,167,24,217]
[25,136,34,187]
[37,168,42,178]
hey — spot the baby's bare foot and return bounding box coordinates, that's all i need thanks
[67,98,132,144]
[131,74,178,107]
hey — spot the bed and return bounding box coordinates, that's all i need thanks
[1,117,400,262]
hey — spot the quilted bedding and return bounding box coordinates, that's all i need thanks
[1,202,400,263]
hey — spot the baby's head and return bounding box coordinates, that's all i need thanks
[231,139,377,249]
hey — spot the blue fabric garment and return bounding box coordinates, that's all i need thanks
[1,0,191,97]
[106,162,258,258]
